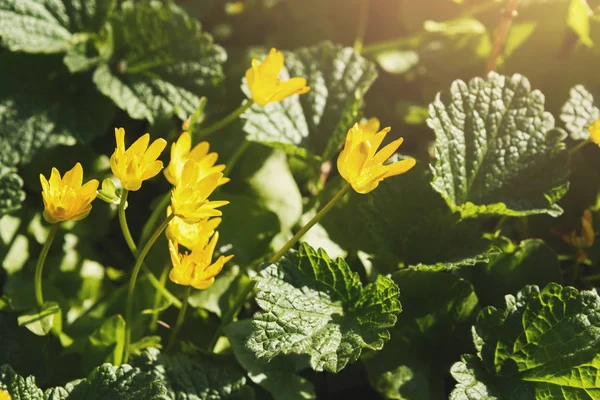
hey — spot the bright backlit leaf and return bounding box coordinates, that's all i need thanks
[247,243,401,373]
[242,41,378,161]
[560,85,599,140]
[429,72,570,218]
[450,283,600,399]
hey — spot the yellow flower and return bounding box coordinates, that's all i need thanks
[245,48,310,106]
[168,232,233,289]
[164,132,230,187]
[589,118,600,145]
[166,206,222,251]
[170,160,229,224]
[110,127,167,191]
[0,390,11,400]
[337,121,416,194]
[40,163,99,224]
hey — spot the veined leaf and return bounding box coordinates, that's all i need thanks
[93,0,226,122]
[560,85,599,140]
[450,283,600,399]
[0,166,25,217]
[0,365,44,400]
[134,348,254,400]
[0,0,116,54]
[247,243,401,373]
[428,72,570,218]
[242,41,377,161]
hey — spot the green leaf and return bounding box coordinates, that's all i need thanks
[567,0,593,48]
[0,166,25,217]
[66,363,167,399]
[459,239,562,308]
[93,1,226,122]
[364,268,479,400]
[560,85,599,140]
[133,348,254,400]
[0,365,44,400]
[83,315,125,373]
[226,320,316,400]
[450,283,600,399]
[0,0,115,54]
[18,301,61,336]
[242,41,377,160]
[247,243,401,373]
[428,72,570,218]
[189,265,251,318]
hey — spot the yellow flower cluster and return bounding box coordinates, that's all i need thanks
[164,132,231,289]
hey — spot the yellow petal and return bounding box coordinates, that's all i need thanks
[270,78,310,103]
[63,163,83,188]
[358,117,381,136]
[372,137,404,164]
[189,141,210,160]
[80,179,100,198]
[49,167,61,187]
[192,277,215,290]
[589,118,600,145]
[366,130,389,158]
[382,158,416,179]
[143,138,167,164]
[129,133,150,155]
[181,160,200,185]
[195,173,222,199]
[115,128,126,151]
[141,160,164,181]
[260,48,284,76]
[40,174,49,193]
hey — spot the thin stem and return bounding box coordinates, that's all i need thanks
[353,0,369,53]
[569,139,590,155]
[270,184,352,263]
[224,140,250,178]
[195,100,254,140]
[139,192,171,246]
[118,190,180,308]
[34,224,60,307]
[494,216,509,233]
[166,286,191,352]
[149,263,171,332]
[485,0,521,75]
[118,190,137,254]
[122,214,175,364]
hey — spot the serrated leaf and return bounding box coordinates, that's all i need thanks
[560,85,599,140]
[450,283,600,399]
[226,320,315,400]
[0,167,25,217]
[364,268,479,400]
[0,365,44,400]
[428,72,570,218]
[0,0,116,54]
[66,363,167,399]
[242,41,377,160]
[133,348,254,400]
[247,243,401,373]
[93,0,226,122]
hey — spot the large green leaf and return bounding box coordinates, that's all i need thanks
[560,85,599,140]
[364,268,478,400]
[0,0,115,54]
[428,72,570,218]
[0,166,25,217]
[226,320,315,400]
[247,243,401,373]
[93,0,226,122]
[133,348,254,400]
[450,283,600,399]
[242,41,377,160]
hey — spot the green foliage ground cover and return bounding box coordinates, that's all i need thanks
[3,0,600,398]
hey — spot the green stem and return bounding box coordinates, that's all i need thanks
[34,224,60,307]
[353,0,369,53]
[139,192,171,246]
[149,263,171,332]
[270,183,351,263]
[118,190,137,254]
[166,286,191,352]
[123,214,175,364]
[117,190,181,308]
[569,139,590,155]
[195,100,254,139]
[224,140,250,178]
